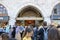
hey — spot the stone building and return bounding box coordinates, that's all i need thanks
[0,0,60,26]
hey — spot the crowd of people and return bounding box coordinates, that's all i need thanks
[0,21,60,40]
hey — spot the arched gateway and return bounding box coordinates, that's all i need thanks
[16,5,44,26]
[0,4,9,28]
[51,3,60,24]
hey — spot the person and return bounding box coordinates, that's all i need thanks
[11,27,16,38]
[1,33,16,40]
[16,23,25,38]
[22,26,28,39]
[15,25,21,40]
[0,35,2,40]
[5,25,11,33]
[0,22,6,35]
[19,25,25,37]
[23,28,33,40]
[15,29,21,40]
[38,21,49,40]
[48,27,60,40]
[9,26,13,38]
[33,25,39,40]
[1,33,9,40]
[0,27,4,35]
[57,25,60,40]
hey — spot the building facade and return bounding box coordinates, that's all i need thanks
[0,0,60,26]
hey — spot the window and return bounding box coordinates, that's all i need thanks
[54,8,57,14]
[51,8,60,20]
[0,4,7,14]
[0,4,9,22]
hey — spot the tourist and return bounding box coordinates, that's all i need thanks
[9,26,13,38]
[19,25,25,37]
[0,35,2,40]
[48,27,60,40]
[1,33,9,40]
[57,24,60,40]
[15,29,21,40]
[33,25,39,40]
[38,21,49,40]
[11,27,16,38]
[22,28,33,40]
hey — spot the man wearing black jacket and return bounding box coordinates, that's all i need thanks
[38,21,49,40]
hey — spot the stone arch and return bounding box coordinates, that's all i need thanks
[17,5,43,17]
[0,4,9,27]
[0,4,8,14]
[51,1,60,16]
[16,5,44,26]
[16,3,44,18]
[50,2,60,24]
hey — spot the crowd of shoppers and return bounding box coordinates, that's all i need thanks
[0,21,60,40]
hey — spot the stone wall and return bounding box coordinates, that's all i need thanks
[0,0,60,25]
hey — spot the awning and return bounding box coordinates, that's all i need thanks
[16,17,43,20]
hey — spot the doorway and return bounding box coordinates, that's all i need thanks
[16,6,43,27]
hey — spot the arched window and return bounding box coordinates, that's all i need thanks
[0,4,9,24]
[51,3,60,24]
[0,4,7,14]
